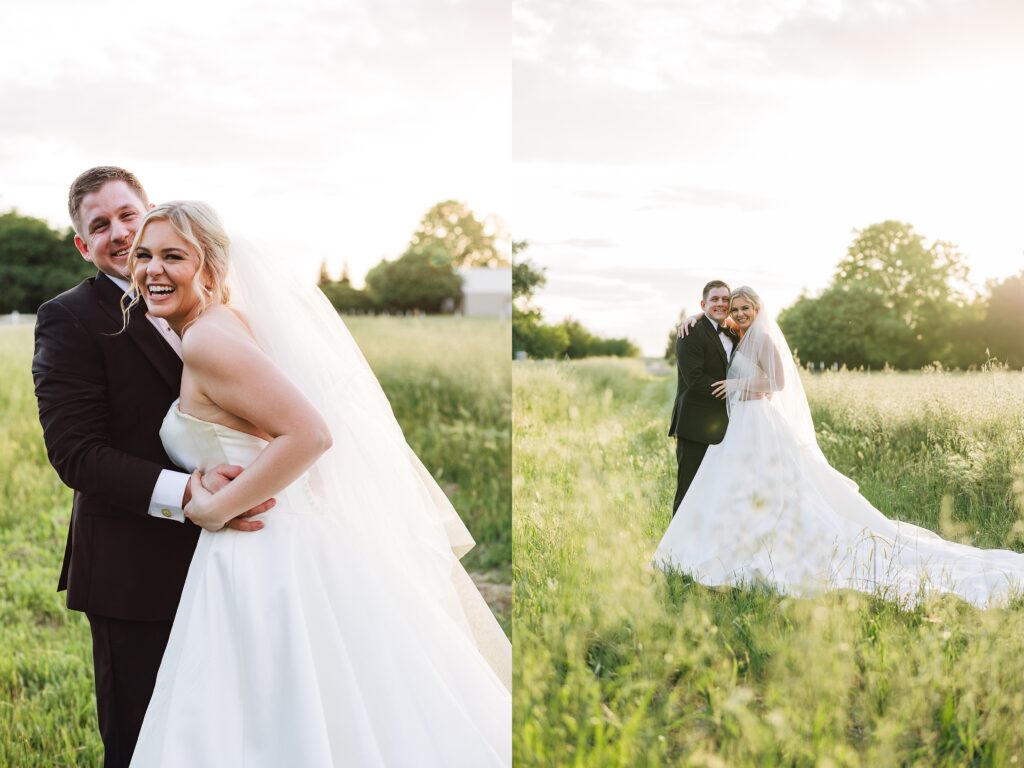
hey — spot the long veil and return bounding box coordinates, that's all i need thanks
[225,236,511,690]
[725,302,819,451]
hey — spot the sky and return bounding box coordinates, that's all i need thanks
[0,0,509,287]
[512,0,1024,354]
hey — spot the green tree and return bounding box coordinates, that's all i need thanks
[512,240,545,305]
[318,259,376,314]
[836,221,968,301]
[511,240,638,359]
[512,240,558,357]
[986,271,1024,368]
[319,281,377,314]
[513,312,569,359]
[664,307,691,362]
[779,221,979,369]
[0,210,93,312]
[833,220,969,362]
[553,318,640,359]
[407,200,507,268]
[559,318,598,359]
[364,244,462,313]
[779,283,918,369]
[589,336,640,358]
[943,296,989,369]
[317,259,332,286]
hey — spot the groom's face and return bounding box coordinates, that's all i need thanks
[73,180,148,279]
[702,287,731,323]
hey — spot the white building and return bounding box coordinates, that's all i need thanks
[456,267,512,319]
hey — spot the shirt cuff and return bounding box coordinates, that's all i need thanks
[148,469,189,523]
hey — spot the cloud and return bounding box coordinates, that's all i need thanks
[513,0,1024,165]
[530,237,617,249]
[541,266,731,312]
[745,0,1024,80]
[512,59,770,165]
[513,0,1024,353]
[0,0,509,285]
[1,0,509,168]
[637,185,777,213]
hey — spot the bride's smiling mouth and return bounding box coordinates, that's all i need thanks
[146,284,176,302]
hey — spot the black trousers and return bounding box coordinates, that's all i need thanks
[673,437,709,516]
[87,614,173,768]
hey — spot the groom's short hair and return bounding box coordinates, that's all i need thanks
[68,166,149,233]
[702,280,730,301]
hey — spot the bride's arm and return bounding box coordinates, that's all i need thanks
[744,339,786,393]
[713,338,785,398]
[181,313,332,530]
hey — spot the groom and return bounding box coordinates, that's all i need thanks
[32,166,272,768]
[668,280,737,515]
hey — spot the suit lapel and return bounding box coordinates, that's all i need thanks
[93,274,183,390]
[703,316,728,369]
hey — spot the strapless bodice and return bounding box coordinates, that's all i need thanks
[160,399,319,515]
[161,400,268,472]
[729,349,761,379]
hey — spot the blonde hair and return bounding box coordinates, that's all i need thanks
[121,201,231,331]
[731,285,761,312]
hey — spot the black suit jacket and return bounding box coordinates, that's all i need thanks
[668,315,732,445]
[32,273,200,621]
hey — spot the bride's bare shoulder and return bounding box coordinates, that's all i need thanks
[181,305,259,366]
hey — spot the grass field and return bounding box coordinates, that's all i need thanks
[0,317,509,766]
[513,358,1024,767]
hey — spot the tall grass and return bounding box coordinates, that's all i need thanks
[514,358,1024,766]
[0,317,509,766]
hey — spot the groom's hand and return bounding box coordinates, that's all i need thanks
[198,464,276,532]
[712,379,733,399]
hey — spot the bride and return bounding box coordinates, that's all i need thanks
[654,286,1024,608]
[122,201,510,766]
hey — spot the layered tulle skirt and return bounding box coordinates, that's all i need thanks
[132,504,510,767]
[655,399,1024,608]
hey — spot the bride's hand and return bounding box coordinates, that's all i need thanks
[201,465,275,532]
[184,471,229,532]
[677,312,704,339]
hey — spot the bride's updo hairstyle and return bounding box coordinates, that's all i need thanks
[123,201,232,325]
[731,285,761,313]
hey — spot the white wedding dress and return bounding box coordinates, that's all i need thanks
[654,312,1024,609]
[130,234,510,767]
[130,401,511,767]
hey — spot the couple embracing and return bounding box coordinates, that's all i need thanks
[658,279,1024,608]
[33,167,511,767]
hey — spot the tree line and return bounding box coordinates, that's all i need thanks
[0,211,95,312]
[779,221,1023,370]
[0,201,508,316]
[319,200,509,314]
[512,241,639,359]
[661,220,1023,370]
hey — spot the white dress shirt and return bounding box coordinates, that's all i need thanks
[707,316,734,361]
[105,273,189,523]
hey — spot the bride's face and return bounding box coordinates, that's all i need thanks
[133,219,207,331]
[730,297,757,330]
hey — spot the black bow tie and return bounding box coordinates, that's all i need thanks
[717,325,730,336]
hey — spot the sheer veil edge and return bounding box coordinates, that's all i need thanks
[226,235,511,690]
